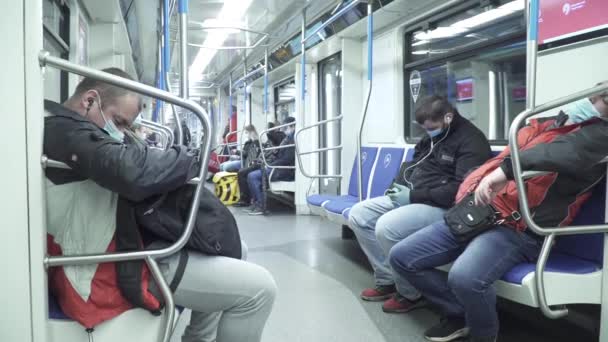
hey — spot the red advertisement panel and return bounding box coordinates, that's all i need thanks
[538,0,608,44]
[456,78,474,102]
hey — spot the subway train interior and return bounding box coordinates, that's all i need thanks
[3,0,608,341]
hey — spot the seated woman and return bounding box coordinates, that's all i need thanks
[246,117,296,216]
[219,124,261,172]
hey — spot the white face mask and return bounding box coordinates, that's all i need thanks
[564,98,601,124]
[95,94,125,142]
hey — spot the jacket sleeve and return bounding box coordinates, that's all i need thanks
[44,117,200,202]
[410,133,491,208]
[501,120,608,180]
[270,137,295,167]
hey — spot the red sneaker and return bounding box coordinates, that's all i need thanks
[360,285,396,301]
[382,294,428,313]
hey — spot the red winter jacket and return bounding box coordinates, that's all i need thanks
[456,116,608,231]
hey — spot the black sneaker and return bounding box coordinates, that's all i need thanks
[424,317,469,342]
[248,206,268,216]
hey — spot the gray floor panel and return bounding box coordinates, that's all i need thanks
[171,203,598,342]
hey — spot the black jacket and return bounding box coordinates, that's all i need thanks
[241,139,261,167]
[270,133,295,181]
[501,118,608,179]
[395,114,492,208]
[43,100,200,201]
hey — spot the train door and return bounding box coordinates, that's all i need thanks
[318,53,342,195]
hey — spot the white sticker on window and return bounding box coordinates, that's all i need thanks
[410,70,421,103]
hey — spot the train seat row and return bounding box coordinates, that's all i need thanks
[306,145,607,310]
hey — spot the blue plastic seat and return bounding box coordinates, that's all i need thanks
[49,291,70,320]
[501,179,605,285]
[307,147,379,214]
[323,197,360,215]
[368,148,406,199]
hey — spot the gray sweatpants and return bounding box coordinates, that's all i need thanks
[152,242,277,342]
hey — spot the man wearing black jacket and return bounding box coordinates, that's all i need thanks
[44,68,276,342]
[348,96,492,313]
[390,98,608,342]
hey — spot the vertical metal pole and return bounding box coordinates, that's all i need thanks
[526,0,539,110]
[154,41,163,122]
[300,8,307,118]
[356,1,373,201]
[243,58,249,125]
[164,0,182,143]
[229,75,233,132]
[264,48,269,116]
[179,0,189,100]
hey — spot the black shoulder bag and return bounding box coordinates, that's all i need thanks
[444,193,501,242]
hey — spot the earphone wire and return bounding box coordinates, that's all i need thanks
[402,121,452,190]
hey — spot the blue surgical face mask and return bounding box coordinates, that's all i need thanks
[426,127,443,138]
[96,96,125,142]
[564,98,601,124]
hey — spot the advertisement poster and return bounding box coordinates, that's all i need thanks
[512,86,527,102]
[538,0,608,44]
[456,78,474,102]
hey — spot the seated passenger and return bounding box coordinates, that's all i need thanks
[348,95,492,312]
[246,117,296,215]
[173,118,192,146]
[234,123,284,207]
[564,81,608,124]
[44,68,276,342]
[389,95,608,342]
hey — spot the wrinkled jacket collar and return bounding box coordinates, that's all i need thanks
[44,100,92,124]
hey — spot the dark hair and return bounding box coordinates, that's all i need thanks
[244,124,257,134]
[267,122,276,129]
[414,95,459,125]
[283,116,296,125]
[73,68,140,110]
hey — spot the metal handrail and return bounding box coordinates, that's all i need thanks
[294,115,343,179]
[216,130,242,158]
[356,1,373,202]
[141,119,174,149]
[509,83,608,320]
[39,54,212,271]
[258,122,297,170]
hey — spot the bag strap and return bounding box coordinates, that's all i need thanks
[169,249,189,293]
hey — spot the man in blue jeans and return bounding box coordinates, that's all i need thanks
[389,108,608,342]
[348,96,491,313]
[247,117,296,215]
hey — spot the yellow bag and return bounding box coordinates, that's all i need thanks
[212,171,240,205]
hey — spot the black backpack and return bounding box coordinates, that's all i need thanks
[134,185,242,259]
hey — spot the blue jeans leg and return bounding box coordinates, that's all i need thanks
[247,170,263,205]
[348,196,399,288]
[221,160,242,172]
[375,204,446,300]
[390,222,541,338]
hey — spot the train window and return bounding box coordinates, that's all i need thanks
[274,79,296,123]
[318,53,342,194]
[404,0,526,142]
[43,0,70,102]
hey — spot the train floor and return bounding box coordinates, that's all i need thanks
[171,201,600,342]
